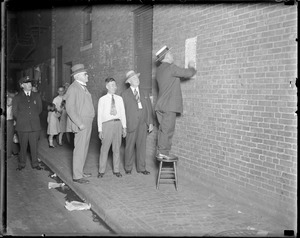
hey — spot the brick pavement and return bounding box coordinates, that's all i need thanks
[37,129,290,236]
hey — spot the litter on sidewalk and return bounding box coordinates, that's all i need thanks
[247,226,256,230]
[48,181,65,189]
[65,201,91,211]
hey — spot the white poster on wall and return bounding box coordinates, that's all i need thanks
[185,36,197,79]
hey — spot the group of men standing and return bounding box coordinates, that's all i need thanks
[12,46,196,185]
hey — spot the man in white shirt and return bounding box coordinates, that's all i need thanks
[97,77,127,178]
[53,86,65,112]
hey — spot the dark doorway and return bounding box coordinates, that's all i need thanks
[64,61,72,85]
[57,46,63,88]
[133,6,153,94]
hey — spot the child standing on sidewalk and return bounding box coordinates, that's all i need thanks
[47,103,61,148]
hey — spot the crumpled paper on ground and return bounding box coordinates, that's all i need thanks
[48,182,65,189]
[65,201,91,211]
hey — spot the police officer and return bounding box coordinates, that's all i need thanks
[12,76,43,170]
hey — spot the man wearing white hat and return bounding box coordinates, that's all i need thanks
[64,64,95,184]
[122,70,154,175]
[155,46,196,159]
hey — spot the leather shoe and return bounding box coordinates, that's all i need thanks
[49,145,55,148]
[138,170,150,175]
[33,165,43,170]
[113,172,122,177]
[97,173,104,178]
[73,178,89,184]
[157,153,171,159]
[16,166,25,171]
[125,170,131,175]
[83,173,92,178]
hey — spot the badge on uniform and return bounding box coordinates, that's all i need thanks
[34,100,36,104]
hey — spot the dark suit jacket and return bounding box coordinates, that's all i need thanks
[12,91,42,132]
[155,62,196,114]
[122,87,153,133]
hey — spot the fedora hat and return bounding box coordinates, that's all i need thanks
[19,76,32,85]
[125,70,140,83]
[155,45,171,62]
[71,64,87,77]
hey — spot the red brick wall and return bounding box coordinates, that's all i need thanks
[152,3,297,226]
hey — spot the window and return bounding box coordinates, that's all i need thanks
[83,6,92,45]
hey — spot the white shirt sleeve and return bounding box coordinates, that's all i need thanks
[118,97,126,129]
[97,97,104,132]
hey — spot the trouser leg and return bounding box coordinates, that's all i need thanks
[17,131,28,167]
[111,122,122,173]
[136,121,147,172]
[29,131,40,167]
[124,129,137,172]
[156,111,176,155]
[99,122,113,174]
[73,121,92,179]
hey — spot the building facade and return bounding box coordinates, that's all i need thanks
[49,2,296,227]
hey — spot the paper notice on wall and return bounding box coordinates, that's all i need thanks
[185,36,197,73]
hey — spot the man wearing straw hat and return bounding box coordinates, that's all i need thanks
[155,46,197,159]
[64,64,95,184]
[122,70,154,175]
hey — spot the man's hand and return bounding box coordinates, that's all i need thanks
[99,131,103,140]
[188,61,196,69]
[148,124,153,133]
[122,128,127,138]
[78,124,86,130]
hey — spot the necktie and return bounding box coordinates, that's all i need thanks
[134,88,143,109]
[134,89,140,103]
[110,95,117,116]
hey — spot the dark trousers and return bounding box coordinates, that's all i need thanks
[17,130,40,168]
[7,120,19,157]
[156,111,176,155]
[125,111,147,172]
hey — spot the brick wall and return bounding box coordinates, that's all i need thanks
[52,5,136,135]
[52,3,297,227]
[152,3,297,226]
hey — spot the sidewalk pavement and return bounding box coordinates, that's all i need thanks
[37,128,289,236]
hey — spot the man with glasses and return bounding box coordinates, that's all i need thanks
[64,64,95,184]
